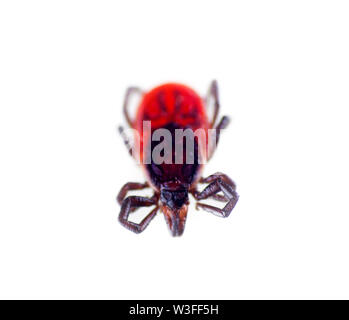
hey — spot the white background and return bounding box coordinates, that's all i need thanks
[0,1,348,299]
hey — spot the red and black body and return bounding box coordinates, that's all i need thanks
[117,81,239,236]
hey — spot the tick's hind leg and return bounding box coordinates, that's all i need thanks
[118,125,134,156]
[206,80,220,127]
[208,115,230,161]
[191,172,239,218]
[123,86,143,127]
[119,87,143,156]
[119,195,159,234]
[205,81,231,160]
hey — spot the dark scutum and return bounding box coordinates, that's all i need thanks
[146,123,201,189]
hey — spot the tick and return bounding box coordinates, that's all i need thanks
[117,81,239,236]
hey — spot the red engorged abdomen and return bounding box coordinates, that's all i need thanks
[135,83,208,130]
[134,83,209,161]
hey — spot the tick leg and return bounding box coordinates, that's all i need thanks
[195,172,236,202]
[123,86,143,127]
[192,172,239,218]
[117,181,150,214]
[118,125,134,156]
[214,115,230,147]
[192,188,228,203]
[206,80,220,127]
[119,196,159,234]
[208,115,230,160]
[117,181,149,204]
[205,80,231,160]
[200,172,236,189]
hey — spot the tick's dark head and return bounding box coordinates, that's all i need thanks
[160,182,189,237]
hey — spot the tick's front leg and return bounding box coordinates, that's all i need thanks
[119,195,159,234]
[191,172,239,218]
[117,181,149,204]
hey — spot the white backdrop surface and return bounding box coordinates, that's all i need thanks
[0,1,348,299]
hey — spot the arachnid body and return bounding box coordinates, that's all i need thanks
[117,81,239,236]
